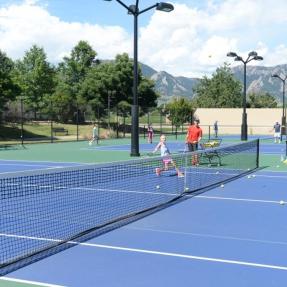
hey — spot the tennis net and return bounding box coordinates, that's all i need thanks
[0,139,259,275]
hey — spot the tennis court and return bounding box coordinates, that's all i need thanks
[0,139,286,287]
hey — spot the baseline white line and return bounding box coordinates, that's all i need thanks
[1,233,287,271]
[1,277,65,287]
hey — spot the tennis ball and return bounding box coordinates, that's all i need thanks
[156,185,160,189]
[220,184,224,188]
[185,187,189,192]
[280,200,285,205]
[247,175,251,179]
[252,175,256,178]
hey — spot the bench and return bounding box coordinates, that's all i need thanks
[0,144,13,150]
[200,139,222,166]
[52,127,68,135]
[0,143,23,150]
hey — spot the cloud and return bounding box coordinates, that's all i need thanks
[0,0,287,77]
[0,1,132,62]
[139,1,287,76]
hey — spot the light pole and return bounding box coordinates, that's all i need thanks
[227,51,263,141]
[20,96,24,146]
[107,90,115,134]
[103,0,174,156]
[272,74,287,140]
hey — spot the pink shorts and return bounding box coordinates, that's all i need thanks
[163,157,172,165]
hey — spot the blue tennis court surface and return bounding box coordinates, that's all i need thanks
[1,142,287,287]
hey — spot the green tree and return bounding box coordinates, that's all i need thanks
[165,98,194,128]
[0,50,20,117]
[193,63,242,108]
[79,61,114,121]
[247,92,277,108]
[80,53,158,119]
[54,40,98,122]
[14,45,55,119]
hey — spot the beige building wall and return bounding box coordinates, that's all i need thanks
[193,108,284,135]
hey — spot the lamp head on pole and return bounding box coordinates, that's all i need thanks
[227,52,237,57]
[248,51,257,57]
[234,56,243,62]
[254,55,263,61]
[156,2,174,12]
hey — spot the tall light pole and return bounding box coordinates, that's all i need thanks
[272,74,287,140]
[227,51,263,141]
[103,0,174,156]
[20,96,24,146]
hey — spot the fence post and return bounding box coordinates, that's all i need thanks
[208,125,211,140]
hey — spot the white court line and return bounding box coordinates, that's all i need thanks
[125,226,287,246]
[0,167,65,175]
[0,163,58,167]
[251,174,287,179]
[195,195,284,205]
[3,181,284,205]
[258,169,287,174]
[0,277,65,287]
[0,159,88,165]
[1,233,286,271]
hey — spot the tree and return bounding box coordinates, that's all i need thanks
[165,98,194,128]
[54,41,98,122]
[193,63,242,108]
[0,50,20,117]
[80,53,158,119]
[247,92,277,108]
[14,45,55,119]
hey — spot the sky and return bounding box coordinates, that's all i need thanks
[0,0,287,77]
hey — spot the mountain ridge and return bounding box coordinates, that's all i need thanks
[140,63,287,104]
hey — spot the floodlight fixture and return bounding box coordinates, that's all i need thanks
[156,2,174,12]
[227,52,237,57]
[248,51,257,57]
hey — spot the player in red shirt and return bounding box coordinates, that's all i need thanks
[186,119,203,165]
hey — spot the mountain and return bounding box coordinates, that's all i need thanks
[231,64,287,104]
[141,63,287,104]
[140,63,200,104]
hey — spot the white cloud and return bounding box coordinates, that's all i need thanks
[0,1,287,77]
[0,1,132,62]
[139,1,287,76]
